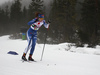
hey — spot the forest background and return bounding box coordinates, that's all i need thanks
[0,0,100,47]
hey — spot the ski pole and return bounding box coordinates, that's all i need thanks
[40,20,51,61]
[40,29,48,61]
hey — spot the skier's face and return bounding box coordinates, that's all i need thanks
[39,18,44,21]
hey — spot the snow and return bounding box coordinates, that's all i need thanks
[0,35,100,75]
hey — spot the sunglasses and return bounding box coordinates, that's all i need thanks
[39,18,44,19]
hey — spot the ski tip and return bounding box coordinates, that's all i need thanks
[28,60,37,62]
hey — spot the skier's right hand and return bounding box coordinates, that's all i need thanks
[48,20,51,24]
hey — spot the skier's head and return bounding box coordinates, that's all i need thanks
[38,14,44,18]
[35,12,44,18]
[35,12,44,21]
[38,14,44,21]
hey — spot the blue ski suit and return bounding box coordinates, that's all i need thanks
[24,18,49,55]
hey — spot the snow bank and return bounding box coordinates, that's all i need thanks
[0,35,100,75]
[0,35,100,55]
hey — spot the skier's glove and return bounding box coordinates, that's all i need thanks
[48,20,51,24]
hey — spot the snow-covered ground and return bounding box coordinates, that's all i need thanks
[0,35,100,75]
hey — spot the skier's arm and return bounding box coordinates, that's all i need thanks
[27,18,38,25]
[43,20,49,28]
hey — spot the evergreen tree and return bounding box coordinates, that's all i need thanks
[10,0,22,33]
[0,9,5,24]
[49,0,77,43]
[28,0,44,20]
[22,6,28,26]
[0,8,5,35]
[5,5,9,23]
[10,0,22,22]
[0,6,10,35]
[77,0,100,47]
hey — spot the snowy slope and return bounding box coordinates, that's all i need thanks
[0,35,100,75]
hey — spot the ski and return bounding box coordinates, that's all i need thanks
[21,59,37,63]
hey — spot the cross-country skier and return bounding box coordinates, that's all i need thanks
[22,12,49,61]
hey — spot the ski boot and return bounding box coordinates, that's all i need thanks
[22,53,27,61]
[28,54,34,61]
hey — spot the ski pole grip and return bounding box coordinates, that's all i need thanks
[48,20,51,24]
[47,25,49,31]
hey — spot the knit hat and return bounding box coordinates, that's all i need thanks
[38,14,44,18]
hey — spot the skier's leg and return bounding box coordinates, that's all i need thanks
[30,36,37,54]
[22,31,32,61]
[23,31,33,54]
[24,39,32,54]
[28,31,37,61]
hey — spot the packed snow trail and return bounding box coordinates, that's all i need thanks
[0,35,100,75]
